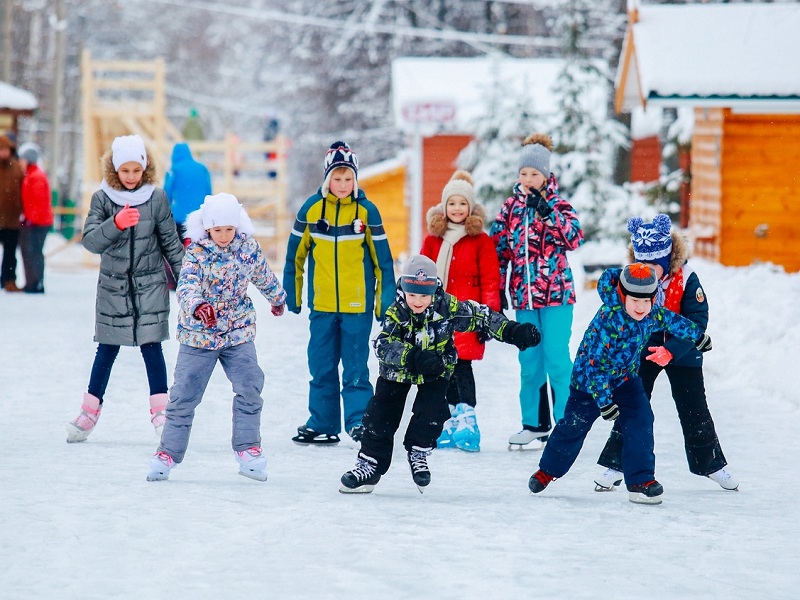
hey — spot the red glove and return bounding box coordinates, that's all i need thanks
[646,346,673,367]
[114,204,140,230]
[183,237,192,248]
[194,303,217,327]
[271,303,285,317]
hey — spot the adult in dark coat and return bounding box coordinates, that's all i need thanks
[0,134,23,291]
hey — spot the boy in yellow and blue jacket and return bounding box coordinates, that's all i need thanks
[283,141,395,445]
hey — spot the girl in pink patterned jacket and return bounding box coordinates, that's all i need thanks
[489,133,583,449]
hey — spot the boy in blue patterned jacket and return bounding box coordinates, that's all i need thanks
[339,255,540,494]
[527,263,712,504]
[147,193,287,483]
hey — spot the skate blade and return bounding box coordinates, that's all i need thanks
[239,469,268,482]
[628,492,663,505]
[594,479,622,492]
[65,425,90,444]
[339,484,375,494]
[416,485,426,494]
[146,472,169,482]
[507,442,544,452]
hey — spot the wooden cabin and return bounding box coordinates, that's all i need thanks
[0,81,37,141]
[358,157,408,260]
[616,2,800,271]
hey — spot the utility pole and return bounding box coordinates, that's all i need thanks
[51,0,66,184]
[2,0,12,81]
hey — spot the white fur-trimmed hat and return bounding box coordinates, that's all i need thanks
[441,170,476,214]
[111,135,148,171]
[183,193,255,242]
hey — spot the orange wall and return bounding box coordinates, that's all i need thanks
[630,135,661,183]
[359,166,408,260]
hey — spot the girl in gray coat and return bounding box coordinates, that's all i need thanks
[67,135,185,443]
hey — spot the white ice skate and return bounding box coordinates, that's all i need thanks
[707,468,739,491]
[594,468,623,492]
[147,451,176,481]
[235,447,268,482]
[507,429,549,451]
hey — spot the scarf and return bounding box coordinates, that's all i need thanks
[101,179,155,207]
[435,222,468,288]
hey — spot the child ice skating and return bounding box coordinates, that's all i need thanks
[490,133,583,450]
[67,135,184,443]
[283,141,395,445]
[421,170,500,452]
[339,255,540,494]
[527,263,712,505]
[594,215,737,492]
[147,193,286,482]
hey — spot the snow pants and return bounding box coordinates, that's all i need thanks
[159,342,265,463]
[597,361,727,476]
[360,376,451,475]
[516,305,574,428]
[19,224,48,293]
[305,310,373,435]
[0,228,19,287]
[445,359,476,408]
[540,378,656,487]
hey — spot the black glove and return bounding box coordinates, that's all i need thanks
[696,333,712,353]
[477,331,491,344]
[600,402,620,421]
[502,321,541,350]
[407,347,446,377]
[535,196,553,220]
[499,291,509,312]
[525,189,543,208]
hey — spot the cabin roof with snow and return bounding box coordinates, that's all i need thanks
[0,81,38,113]
[616,3,800,113]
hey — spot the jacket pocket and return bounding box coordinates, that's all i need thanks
[97,270,130,318]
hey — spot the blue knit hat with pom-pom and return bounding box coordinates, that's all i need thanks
[628,214,673,274]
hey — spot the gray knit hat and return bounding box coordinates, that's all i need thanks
[619,263,657,299]
[518,142,551,175]
[400,255,438,295]
[18,142,39,164]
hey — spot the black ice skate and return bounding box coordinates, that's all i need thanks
[528,469,555,494]
[292,425,340,446]
[627,480,664,505]
[340,454,381,493]
[407,446,432,493]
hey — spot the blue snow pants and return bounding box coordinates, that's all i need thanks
[539,377,656,487]
[159,342,265,463]
[306,310,374,435]
[516,305,574,428]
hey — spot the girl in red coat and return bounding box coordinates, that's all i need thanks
[421,171,500,451]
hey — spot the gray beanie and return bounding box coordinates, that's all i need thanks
[18,142,39,164]
[518,142,551,175]
[400,255,438,295]
[619,263,657,299]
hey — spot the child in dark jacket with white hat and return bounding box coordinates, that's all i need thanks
[339,255,540,494]
[528,262,713,504]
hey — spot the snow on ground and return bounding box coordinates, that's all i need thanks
[2,239,799,599]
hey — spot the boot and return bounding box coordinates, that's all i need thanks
[627,480,664,505]
[340,453,381,493]
[452,403,480,452]
[66,393,102,443]
[594,468,624,492]
[528,469,556,493]
[407,446,432,492]
[707,467,739,491]
[3,281,22,292]
[149,393,169,438]
[147,451,176,481]
[235,446,268,481]
[436,404,458,449]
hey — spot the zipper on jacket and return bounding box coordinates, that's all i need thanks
[334,199,340,312]
[128,225,139,345]
[524,209,533,308]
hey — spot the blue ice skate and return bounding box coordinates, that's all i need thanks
[436,404,458,449]
[452,403,480,452]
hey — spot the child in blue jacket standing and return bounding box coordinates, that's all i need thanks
[283,141,395,445]
[147,193,286,482]
[527,262,712,504]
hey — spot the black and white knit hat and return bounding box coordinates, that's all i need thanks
[322,140,358,197]
[619,263,658,299]
[400,255,438,295]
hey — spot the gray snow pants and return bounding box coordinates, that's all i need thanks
[159,341,265,463]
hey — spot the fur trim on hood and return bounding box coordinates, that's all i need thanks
[183,206,256,242]
[101,148,158,190]
[627,230,689,276]
[426,203,487,238]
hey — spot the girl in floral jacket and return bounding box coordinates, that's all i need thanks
[421,170,500,452]
[147,193,286,483]
[490,133,583,449]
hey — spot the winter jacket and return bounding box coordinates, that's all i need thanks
[571,267,706,411]
[176,234,286,350]
[628,233,708,368]
[420,203,500,361]
[21,163,53,227]
[163,142,212,224]
[283,188,395,318]
[374,283,513,385]
[0,156,23,229]
[82,151,185,346]
[490,176,583,310]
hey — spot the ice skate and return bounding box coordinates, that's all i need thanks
[407,446,432,493]
[292,424,340,446]
[235,447,268,481]
[436,405,458,449]
[66,393,102,443]
[507,428,549,451]
[528,469,555,494]
[340,453,381,493]
[707,468,739,491]
[347,424,365,443]
[147,451,176,481]
[594,468,623,492]
[627,480,664,505]
[149,393,168,439]
[452,404,480,452]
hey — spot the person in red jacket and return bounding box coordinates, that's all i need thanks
[18,143,53,294]
[420,170,500,451]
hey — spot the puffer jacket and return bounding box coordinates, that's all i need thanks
[0,156,23,229]
[176,234,286,350]
[82,151,184,346]
[570,268,705,411]
[420,203,500,361]
[373,283,513,385]
[490,175,583,309]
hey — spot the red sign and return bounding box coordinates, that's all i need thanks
[401,102,456,123]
